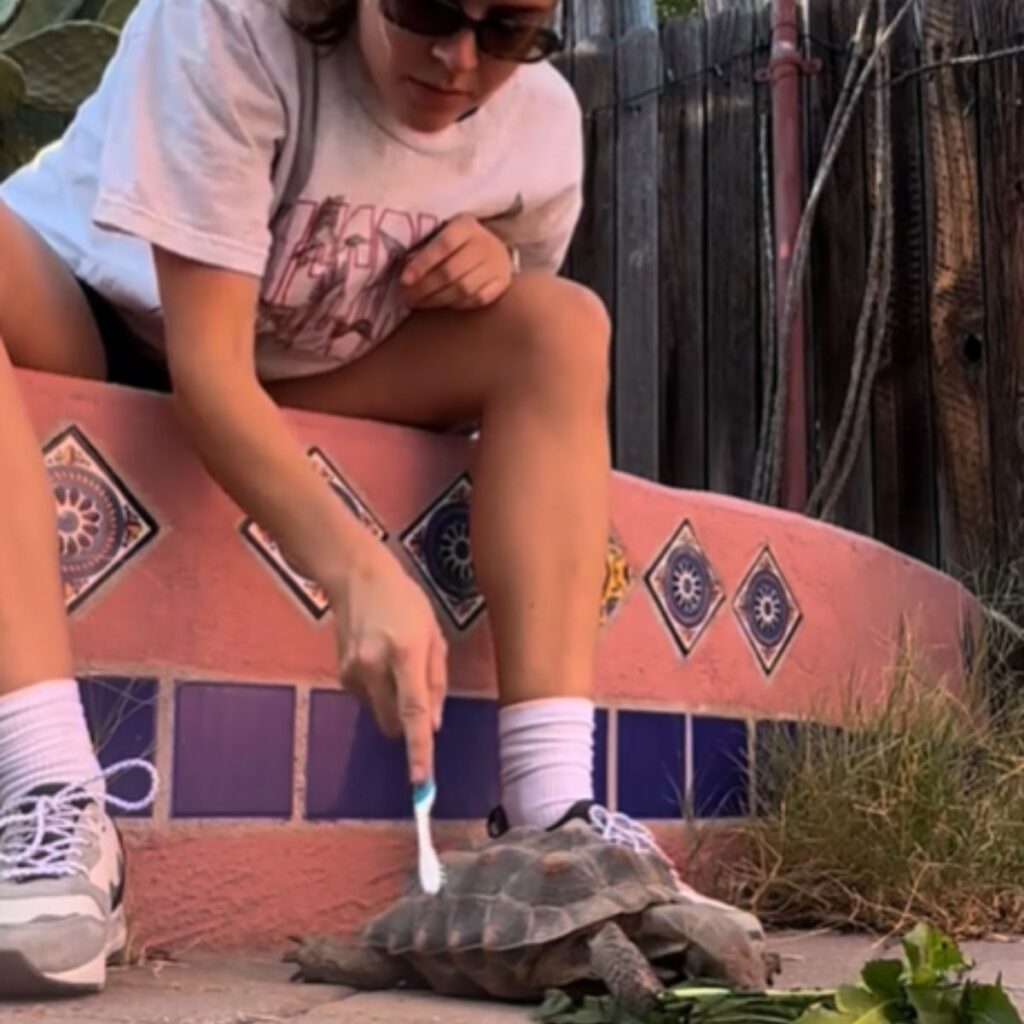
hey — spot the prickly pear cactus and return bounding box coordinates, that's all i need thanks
[0,0,134,178]
[0,0,22,36]
[0,53,23,119]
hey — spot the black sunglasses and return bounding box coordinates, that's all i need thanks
[380,0,563,63]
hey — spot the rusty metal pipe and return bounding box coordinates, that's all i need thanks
[770,0,809,509]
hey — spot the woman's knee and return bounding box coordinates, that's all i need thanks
[489,273,612,398]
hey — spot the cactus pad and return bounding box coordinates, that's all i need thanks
[4,21,118,111]
[0,0,85,47]
[97,0,137,30]
[0,52,24,118]
[0,0,24,36]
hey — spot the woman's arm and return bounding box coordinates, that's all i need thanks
[154,247,447,785]
[155,248,368,589]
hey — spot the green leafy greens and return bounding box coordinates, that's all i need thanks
[536,925,1021,1024]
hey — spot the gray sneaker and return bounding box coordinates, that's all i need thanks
[0,761,158,997]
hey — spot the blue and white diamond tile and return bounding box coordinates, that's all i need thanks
[733,546,802,674]
[400,473,483,630]
[241,447,387,619]
[644,520,724,656]
[43,426,158,612]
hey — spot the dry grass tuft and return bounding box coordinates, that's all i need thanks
[711,553,1024,941]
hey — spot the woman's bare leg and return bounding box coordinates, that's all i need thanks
[0,200,107,695]
[267,272,613,708]
[0,200,123,1002]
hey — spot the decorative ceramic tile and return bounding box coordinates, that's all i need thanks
[644,520,724,656]
[306,694,609,821]
[616,710,686,819]
[692,716,749,819]
[173,683,295,818]
[434,698,499,820]
[733,546,802,673]
[306,689,410,820]
[79,677,158,817]
[400,473,484,630]
[753,719,799,815]
[43,426,157,612]
[241,447,387,619]
[753,719,842,815]
[600,531,633,627]
[594,708,609,807]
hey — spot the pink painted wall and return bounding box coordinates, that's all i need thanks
[120,822,735,953]
[15,367,978,952]
[23,368,975,718]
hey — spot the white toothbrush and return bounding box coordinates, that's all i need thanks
[412,780,444,895]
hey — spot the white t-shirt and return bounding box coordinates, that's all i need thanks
[0,0,584,380]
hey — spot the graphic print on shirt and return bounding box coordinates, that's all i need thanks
[258,195,440,365]
[257,192,525,366]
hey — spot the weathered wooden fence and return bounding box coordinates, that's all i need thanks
[555,0,1024,574]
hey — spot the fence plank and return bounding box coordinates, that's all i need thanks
[869,5,938,564]
[976,0,1024,563]
[569,0,613,41]
[565,39,616,322]
[921,0,994,568]
[804,0,874,534]
[614,26,662,479]
[618,0,657,32]
[659,16,707,488]
[754,1,773,499]
[705,7,759,497]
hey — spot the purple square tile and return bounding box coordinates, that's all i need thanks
[754,719,798,815]
[434,698,499,820]
[79,677,157,817]
[594,708,609,806]
[306,690,410,820]
[617,711,686,819]
[173,683,294,818]
[306,696,610,822]
[433,702,608,819]
[692,716,749,819]
[753,719,843,815]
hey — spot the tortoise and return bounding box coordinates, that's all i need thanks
[285,818,775,1016]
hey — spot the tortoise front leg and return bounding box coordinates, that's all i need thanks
[284,935,424,991]
[587,921,664,1017]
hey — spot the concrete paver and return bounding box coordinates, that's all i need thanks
[3,933,1021,1023]
[301,991,531,1022]
[0,954,351,1024]
[768,930,1024,999]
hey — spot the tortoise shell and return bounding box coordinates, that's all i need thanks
[362,822,686,958]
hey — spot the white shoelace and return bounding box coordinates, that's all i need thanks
[587,805,669,858]
[586,804,692,889]
[0,759,159,882]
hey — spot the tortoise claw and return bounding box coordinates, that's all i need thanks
[763,951,783,984]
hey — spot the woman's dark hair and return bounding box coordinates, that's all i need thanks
[285,0,357,46]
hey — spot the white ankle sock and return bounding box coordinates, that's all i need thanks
[499,697,595,829]
[0,680,104,808]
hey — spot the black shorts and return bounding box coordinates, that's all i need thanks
[77,279,172,394]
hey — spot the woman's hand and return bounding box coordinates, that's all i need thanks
[330,546,449,786]
[400,215,515,311]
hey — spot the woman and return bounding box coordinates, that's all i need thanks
[0,0,653,998]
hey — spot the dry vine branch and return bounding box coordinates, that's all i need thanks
[810,0,896,520]
[887,41,1024,89]
[752,0,914,507]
